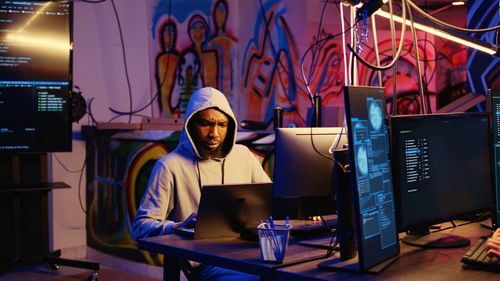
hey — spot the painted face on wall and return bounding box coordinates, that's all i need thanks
[215,1,227,30]
[188,16,208,45]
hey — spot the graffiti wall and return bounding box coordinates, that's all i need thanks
[466,0,499,106]
[149,0,351,127]
[149,0,239,118]
[148,0,460,126]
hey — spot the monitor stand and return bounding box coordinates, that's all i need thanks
[401,226,470,248]
[318,254,398,274]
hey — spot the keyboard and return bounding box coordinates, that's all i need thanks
[461,236,500,272]
[289,217,337,238]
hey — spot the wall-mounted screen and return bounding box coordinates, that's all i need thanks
[0,0,73,153]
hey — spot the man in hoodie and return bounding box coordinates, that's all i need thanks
[132,87,271,281]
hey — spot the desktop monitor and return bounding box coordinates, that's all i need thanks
[487,88,500,228]
[319,86,399,272]
[390,113,492,247]
[273,127,348,219]
[0,1,73,153]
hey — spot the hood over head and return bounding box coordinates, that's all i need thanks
[179,87,237,159]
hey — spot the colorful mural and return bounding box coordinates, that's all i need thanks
[151,0,238,118]
[467,0,499,108]
[84,127,180,264]
[149,0,449,126]
[150,0,349,127]
[239,0,345,127]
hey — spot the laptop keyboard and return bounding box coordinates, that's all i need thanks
[462,236,500,272]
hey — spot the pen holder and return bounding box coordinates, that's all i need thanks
[257,223,291,263]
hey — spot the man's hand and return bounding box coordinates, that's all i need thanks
[486,228,500,257]
[173,212,197,229]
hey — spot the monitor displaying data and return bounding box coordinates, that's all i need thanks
[391,113,492,234]
[489,89,500,228]
[0,1,73,152]
[344,86,399,271]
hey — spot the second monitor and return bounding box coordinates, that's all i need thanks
[273,127,348,219]
[390,113,492,247]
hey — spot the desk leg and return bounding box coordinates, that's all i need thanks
[163,255,180,281]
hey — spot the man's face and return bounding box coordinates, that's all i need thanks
[190,108,229,159]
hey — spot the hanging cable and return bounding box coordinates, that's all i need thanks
[421,0,431,114]
[86,97,98,125]
[77,160,87,214]
[347,0,408,71]
[108,0,174,118]
[370,15,383,87]
[406,0,428,114]
[387,0,398,115]
[108,0,134,123]
[299,26,357,104]
[350,6,357,85]
[340,3,350,86]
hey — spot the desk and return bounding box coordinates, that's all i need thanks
[137,234,329,281]
[275,222,498,281]
[138,222,498,281]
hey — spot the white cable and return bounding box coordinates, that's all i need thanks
[371,15,383,87]
[350,5,358,86]
[347,0,408,71]
[407,0,428,114]
[389,0,398,115]
[340,3,350,86]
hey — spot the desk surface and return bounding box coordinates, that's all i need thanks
[138,222,499,281]
[138,233,330,280]
[275,222,498,281]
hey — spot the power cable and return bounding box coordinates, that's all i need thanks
[108,0,174,117]
[347,0,408,71]
[107,0,134,123]
[406,0,428,114]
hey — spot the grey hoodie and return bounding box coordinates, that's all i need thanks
[132,87,271,240]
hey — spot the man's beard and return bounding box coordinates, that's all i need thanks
[196,143,225,159]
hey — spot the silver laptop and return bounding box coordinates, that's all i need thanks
[174,182,273,239]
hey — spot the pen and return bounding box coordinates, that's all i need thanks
[269,216,275,229]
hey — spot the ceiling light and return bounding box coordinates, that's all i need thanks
[374,9,498,56]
